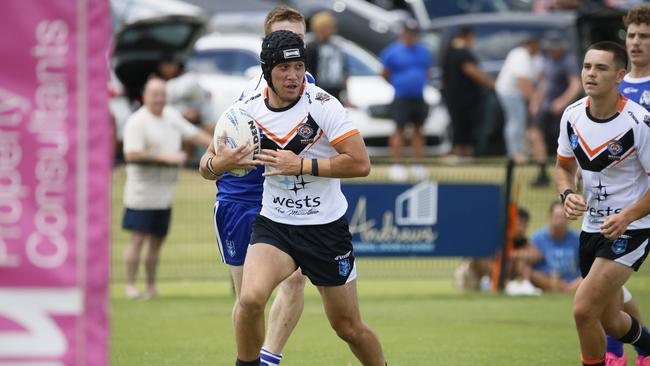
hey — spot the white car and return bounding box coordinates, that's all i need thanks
[189,32,450,155]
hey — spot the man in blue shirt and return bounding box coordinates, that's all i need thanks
[527,201,581,292]
[380,19,432,182]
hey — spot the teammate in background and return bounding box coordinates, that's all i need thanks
[122,78,211,299]
[555,41,650,366]
[606,6,650,365]
[198,7,311,366]
[230,30,386,366]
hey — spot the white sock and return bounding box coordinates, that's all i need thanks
[260,347,282,366]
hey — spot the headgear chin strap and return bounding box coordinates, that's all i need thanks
[260,30,305,93]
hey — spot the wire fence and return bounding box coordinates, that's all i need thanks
[110,159,650,283]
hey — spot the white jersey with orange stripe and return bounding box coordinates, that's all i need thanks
[557,95,650,232]
[240,81,359,225]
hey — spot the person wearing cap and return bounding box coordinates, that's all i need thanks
[380,19,432,181]
[528,31,581,187]
[228,30,386,366]
[496,35,544,164]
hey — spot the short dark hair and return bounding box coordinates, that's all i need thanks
[586,41,628,70]
[457,26,474,37]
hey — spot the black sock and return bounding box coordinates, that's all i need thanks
[236,358,260,366]
[618,316,650,354]
[538,162,547,178]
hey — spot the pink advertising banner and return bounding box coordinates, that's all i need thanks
[0,0,111,365]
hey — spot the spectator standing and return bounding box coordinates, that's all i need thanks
[529,32,581,187]
[305,11,348,101]
[441,26,495,160]
[380,19,432,181]
[121,78,211,299]
[199,6,311,366]
[157,55,216,164]
[496,37,543,163]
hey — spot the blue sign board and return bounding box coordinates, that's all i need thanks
[342,183,502,257]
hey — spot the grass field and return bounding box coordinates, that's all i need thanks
[110,161,650,365]
[111,277,650,365]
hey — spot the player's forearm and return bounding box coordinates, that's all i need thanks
[198,151,222,180]
[304,153,370,178]
[620,189,650,224]
[554,161,577,194]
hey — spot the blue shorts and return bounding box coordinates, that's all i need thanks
[122,208,172,237]
[213,200,262,266]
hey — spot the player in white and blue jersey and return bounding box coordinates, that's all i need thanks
[605,6,650,366]
[198,7,315,366]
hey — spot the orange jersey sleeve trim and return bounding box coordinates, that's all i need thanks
[331,129,359,145]
[557,154,575,161]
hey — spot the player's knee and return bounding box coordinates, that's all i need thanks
[573,301,598,325]
[330,318,363,343]
[282,273,306,293]
[238,291,267,315]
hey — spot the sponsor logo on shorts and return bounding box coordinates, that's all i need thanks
[611,237,628,255]
[226,240,236,258]
[570,133,579,150]
[338,258,351,277]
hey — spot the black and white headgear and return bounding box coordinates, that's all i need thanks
[260,30,305,92]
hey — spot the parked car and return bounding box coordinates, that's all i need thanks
[109,0,208,161]
[189,32,450,155]
[418,10,625,155]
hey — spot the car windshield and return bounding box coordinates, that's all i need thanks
[117,22,198,51]
[422,0,512,19]
[188,49,259,76]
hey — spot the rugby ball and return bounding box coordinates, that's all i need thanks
[213,102,261,177]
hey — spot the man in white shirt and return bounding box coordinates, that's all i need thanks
[496,37,543,163]
[121,77,211,299]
